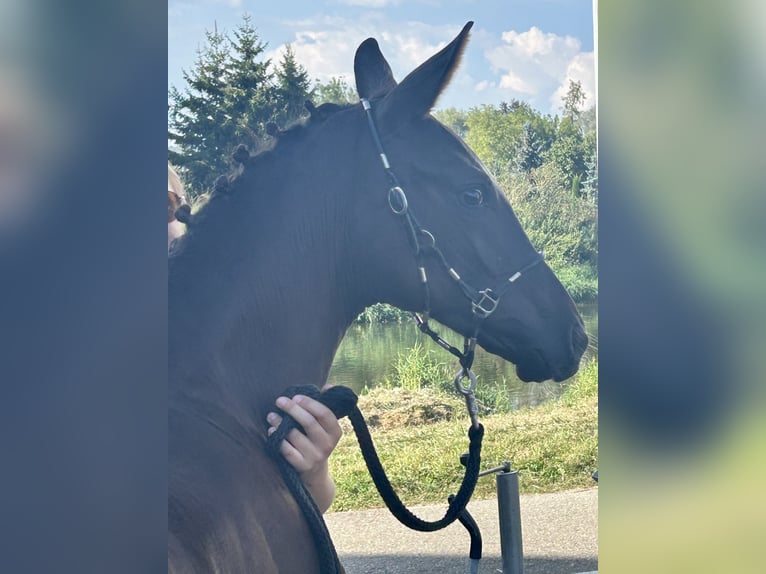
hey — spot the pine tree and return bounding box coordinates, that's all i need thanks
[274,45,313,127]
[513,121,544,173]
[225,14,275,150]
[168,15,291,195]
[168,27,233,194]
[581,149,598,203]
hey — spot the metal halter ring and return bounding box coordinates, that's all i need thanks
[388,186,408,215]
[471,289,500,319]
[454,368,478,396]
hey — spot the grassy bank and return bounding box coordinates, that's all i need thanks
[328,359,598,512]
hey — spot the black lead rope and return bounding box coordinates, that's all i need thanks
[267,385,484,574]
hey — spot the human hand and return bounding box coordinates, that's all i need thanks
[267,385,342,512]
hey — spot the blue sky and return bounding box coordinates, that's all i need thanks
[168,0,595,115]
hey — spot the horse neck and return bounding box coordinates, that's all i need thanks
[169,121,369,423]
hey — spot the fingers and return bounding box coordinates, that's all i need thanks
[265,393,342,473]
[275,395,342,450]
[270,427,316,474]
[267,417,326,474]
[266,411,282,426]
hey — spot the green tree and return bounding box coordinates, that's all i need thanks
[581,146,598,203]
[562,80,586,124]
[313,77,357,105]
[543,81,596,195]
[433,107,468,138]
[500,162,598,300]
[464,104,555,175]
[464,105,522,173]
[544,131,586,194]
[224,14,275,147]
[580,105,597,135]
[513,121,544,173]
[274,44,314,127]
[169,15,308,196]
[168,27,233,194]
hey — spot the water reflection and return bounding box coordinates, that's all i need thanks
[328,305,597,410]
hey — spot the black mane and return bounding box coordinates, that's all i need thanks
[180,101,355,228]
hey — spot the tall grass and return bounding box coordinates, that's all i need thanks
[382,342,452,391]
[560,358,598,405]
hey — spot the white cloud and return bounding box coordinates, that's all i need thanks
[498,71,534,94]
[336,0,401,6]
[474,80,495,92]
[484,26,595,113]
[267,16,461,90]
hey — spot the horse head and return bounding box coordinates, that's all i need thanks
[347,22,588,382]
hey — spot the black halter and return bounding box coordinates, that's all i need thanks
[360,98,544,424]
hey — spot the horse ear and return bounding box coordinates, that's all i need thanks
[354,38,398,100]
[379,21,473,125]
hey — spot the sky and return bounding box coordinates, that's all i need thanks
[168,0,595,116]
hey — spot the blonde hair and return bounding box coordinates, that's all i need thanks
[168,163,187,222]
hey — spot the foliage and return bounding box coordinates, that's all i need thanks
[168,28,233,193]
[562,79,587,123]
[313,77,358,105]
[499,160,598,299]
[383,343,452,392]
[224,15,275,147]
[354,303,409,325]
[543,122,596,196]
[168,15,314,196]
[549,262,598,302]
[463,103,556,176]
[274,44,313,126]
[432,107,468,138]
[581,144,598,202]
[513,121,545,173]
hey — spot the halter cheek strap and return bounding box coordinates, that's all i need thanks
[360,98,544,425]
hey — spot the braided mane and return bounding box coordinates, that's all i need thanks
[175,101,354,227]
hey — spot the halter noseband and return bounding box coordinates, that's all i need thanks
[360,98,544,425]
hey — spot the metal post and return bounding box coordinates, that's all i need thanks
[496,469,524,574]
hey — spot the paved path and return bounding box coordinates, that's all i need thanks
[325,488,597,574]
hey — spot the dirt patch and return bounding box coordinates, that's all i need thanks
[343,387,466,432]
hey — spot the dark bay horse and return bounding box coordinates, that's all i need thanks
[169,22,587,573]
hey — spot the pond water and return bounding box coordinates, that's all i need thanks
[327,304,597,410]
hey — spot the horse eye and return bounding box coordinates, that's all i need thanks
[460,188,484,207]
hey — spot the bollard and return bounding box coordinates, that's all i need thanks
[496,469,523,574]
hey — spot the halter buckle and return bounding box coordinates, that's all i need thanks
[388,186,408,215]
[471,289,499,319]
